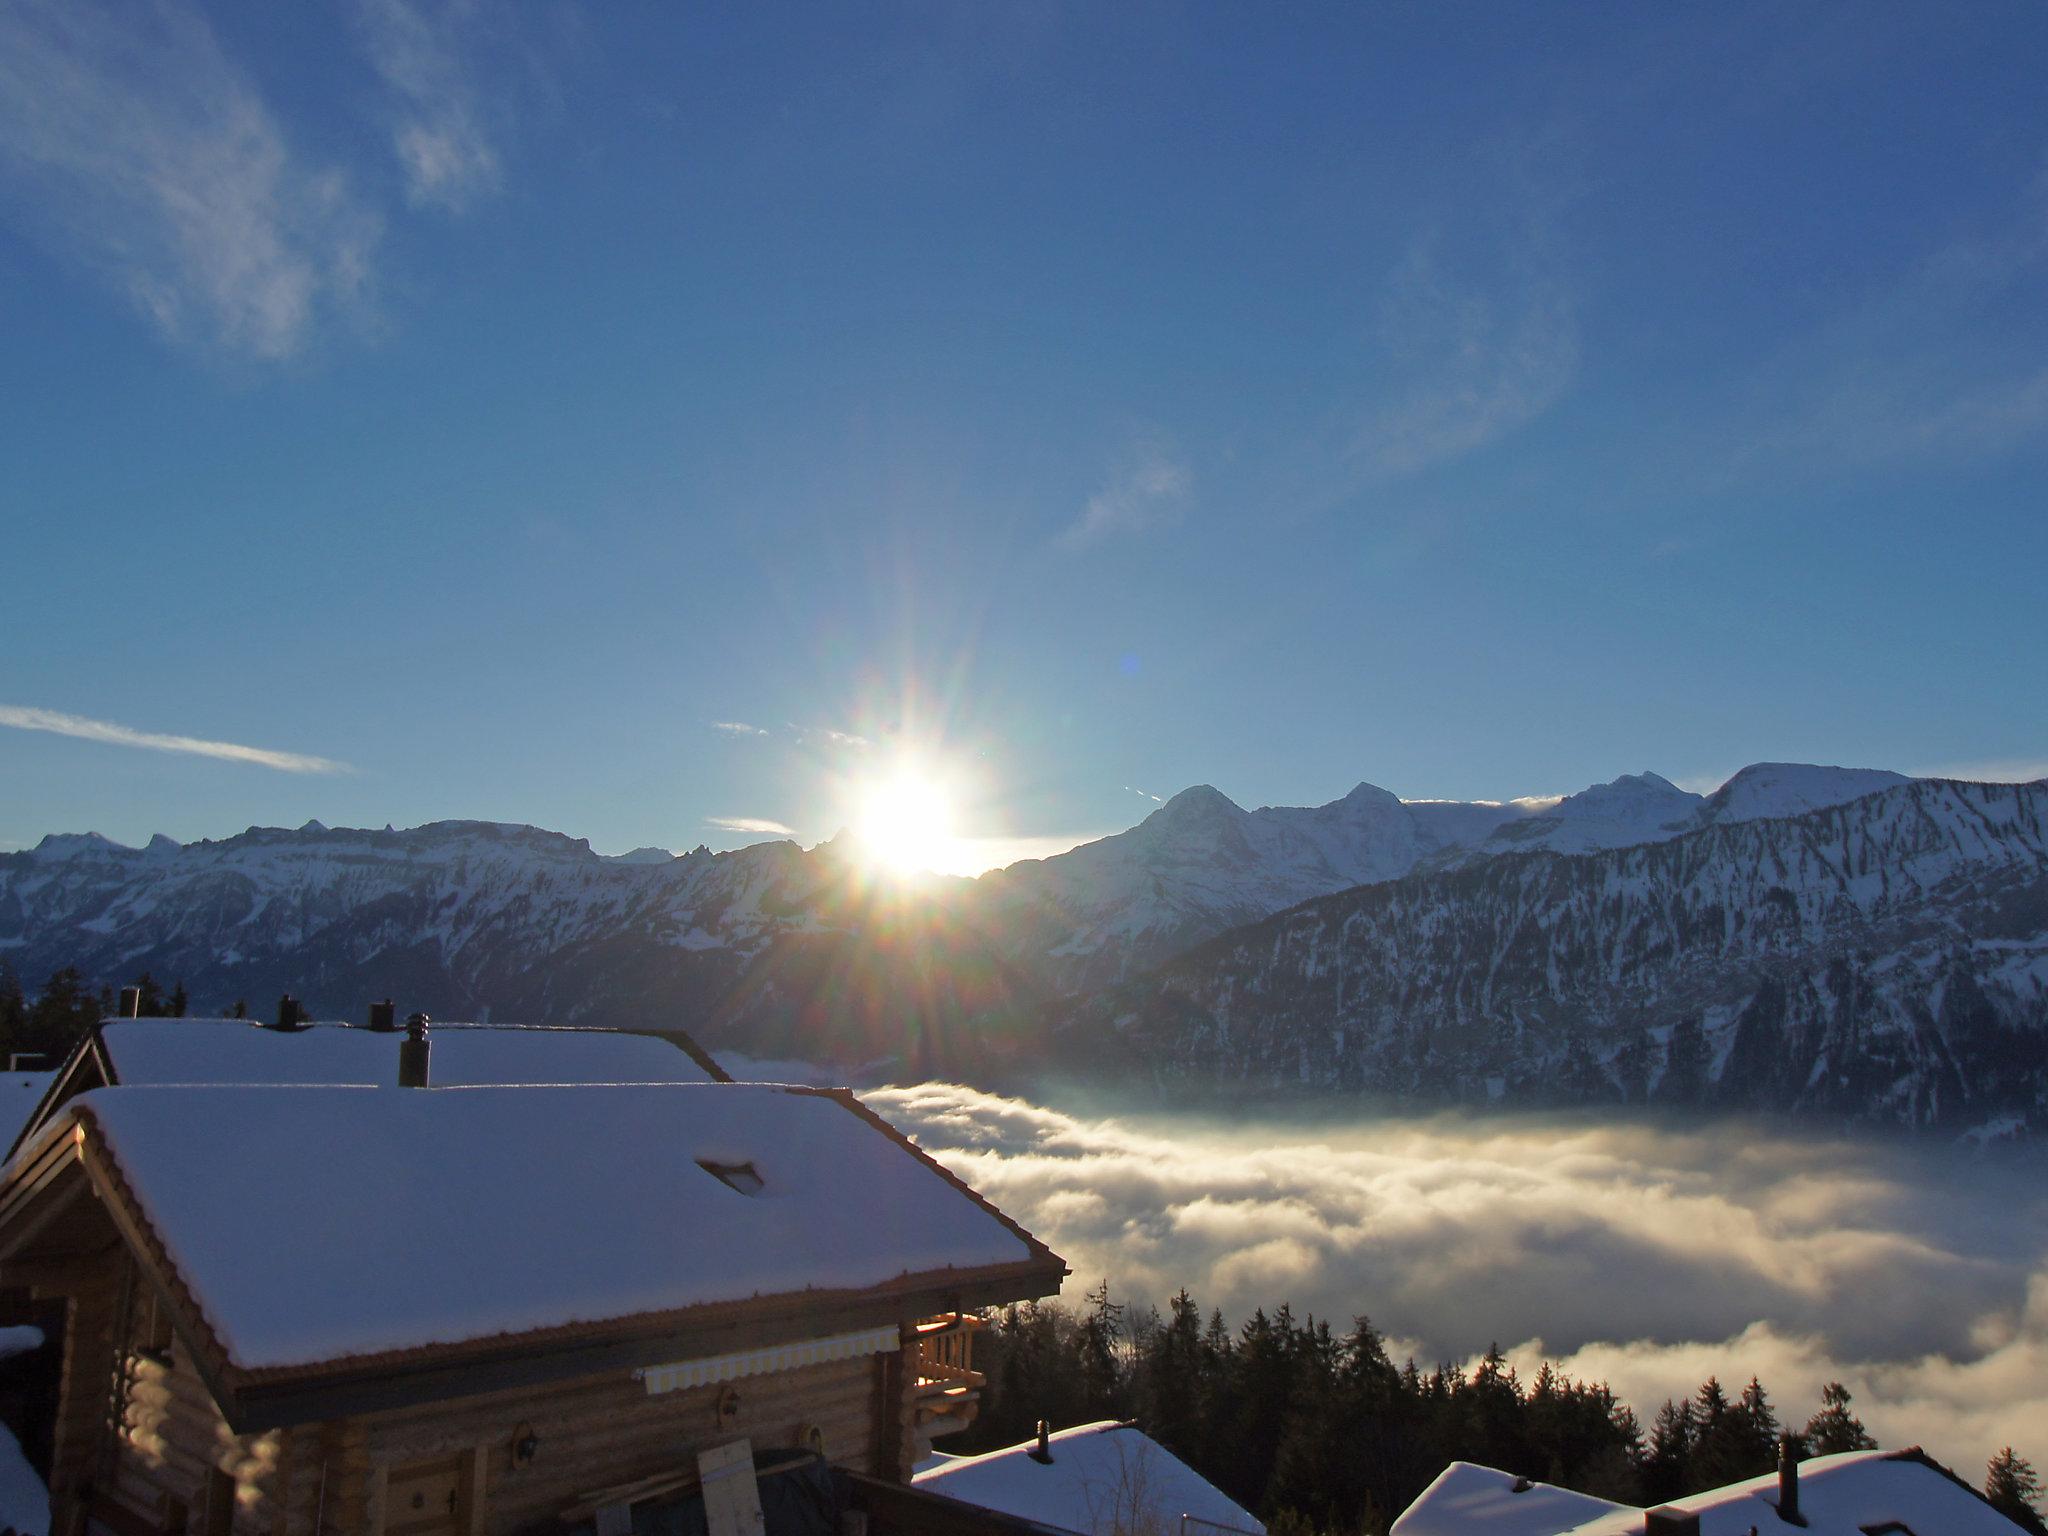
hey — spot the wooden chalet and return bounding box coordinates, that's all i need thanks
[8,1015,731,1161]
[0,1063,1066,1536]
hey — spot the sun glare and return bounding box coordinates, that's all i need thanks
[856,765,959,876]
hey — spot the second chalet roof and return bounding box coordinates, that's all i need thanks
[43,1081,1056,1373]
[92,1017,723,1087]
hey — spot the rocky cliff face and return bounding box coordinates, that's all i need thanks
[1053,779,2048,1133]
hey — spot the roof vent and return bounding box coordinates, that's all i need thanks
[697,1159,763,1196]
[272,994,306,1032]
[1029,1421,1052,1464]
[366,999,396,1033]
[399,1013,431,1088]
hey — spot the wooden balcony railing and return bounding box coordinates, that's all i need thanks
[909,1314,985,1449]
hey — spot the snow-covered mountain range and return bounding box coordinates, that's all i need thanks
[1055,776,2048,1134]
[4,763,2042,1129]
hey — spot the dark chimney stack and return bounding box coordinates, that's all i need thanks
[118,986,141,1019]
[399,1013,431,1088]
[1777,1436,1805,1526]
[1029,1420,1051,1464]
[1644,1510,1699,1536]
[272,994,305,1031]
[367,999,397,1033]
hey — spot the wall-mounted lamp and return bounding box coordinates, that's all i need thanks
[511,1422,539,1469]
[715,1386,741,1427]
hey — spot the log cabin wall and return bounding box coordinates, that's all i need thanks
[343,1345,902,1536]
[99,1276,289,1536]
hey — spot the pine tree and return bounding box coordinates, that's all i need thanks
[1986,1448,2048,1535]
[168,980,189,1019]
[1077,1279,1125,1417]
[24,968,98,1062]
[1139,1289,1206,1458]
[0,962,26,1062]
[1454,1343,1528,1476]
[1644,1397,1695,1504]
[1802,1381,1876,1455]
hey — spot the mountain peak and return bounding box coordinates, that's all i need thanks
[31,831,128,860]
[602,846,676,865]
[1151,784,1244,826]
[1338,780,1404,809]
[1704,763,1910,825]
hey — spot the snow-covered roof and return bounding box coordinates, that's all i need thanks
[0,1073,56,1152]
[1392,1450,2024,1536]
[94,1018,720,1087]
[1389,1462,1628,1536]
[913,1422,1264,1536]
[0,1420,47,1536]
[46,1082,1058,1373]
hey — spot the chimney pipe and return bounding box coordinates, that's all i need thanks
[1644,1510,1699,1536]
[399,1013,431,1088]
[273,994,305,1031]
[1029,1421,1051,1464]
[118,986,141,1019]
[367,999,397,1033]
[1777,1436,1805,1526]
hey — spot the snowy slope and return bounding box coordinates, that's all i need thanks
[970,781,1529,991]
[1698,762,1911,824]
[1445,773,1703,862]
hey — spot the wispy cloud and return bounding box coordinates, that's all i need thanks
[711,720,769,737]
[0,0,378,359]
[1353,220,1579,478]
[1057,444,1191,551]
[351,0,501,212]
[1742,166,2048,473]
[794,725,872,750]
[1915,756,2048,785]
[0,705,351,774]
[705,815,796,837]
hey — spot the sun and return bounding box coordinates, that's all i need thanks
[855,763,959,876]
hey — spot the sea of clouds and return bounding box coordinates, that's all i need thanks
[865,1081,2048,1478]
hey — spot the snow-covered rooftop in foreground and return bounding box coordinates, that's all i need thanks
[1392,1450,2024,1536]
[58,1082,1045,1370]
[1389,1462,1627,1536]
[0,1420,47,1536]
[914,1422,1264,1536]
[96,1018,718,1087]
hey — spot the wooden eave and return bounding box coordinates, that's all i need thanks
[0,1097,1065,1435]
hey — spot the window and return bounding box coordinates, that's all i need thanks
[696,1159,764,1196]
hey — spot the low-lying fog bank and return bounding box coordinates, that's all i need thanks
[866,1081,2048,1477]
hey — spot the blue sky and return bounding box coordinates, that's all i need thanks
[3,1,2046,868]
